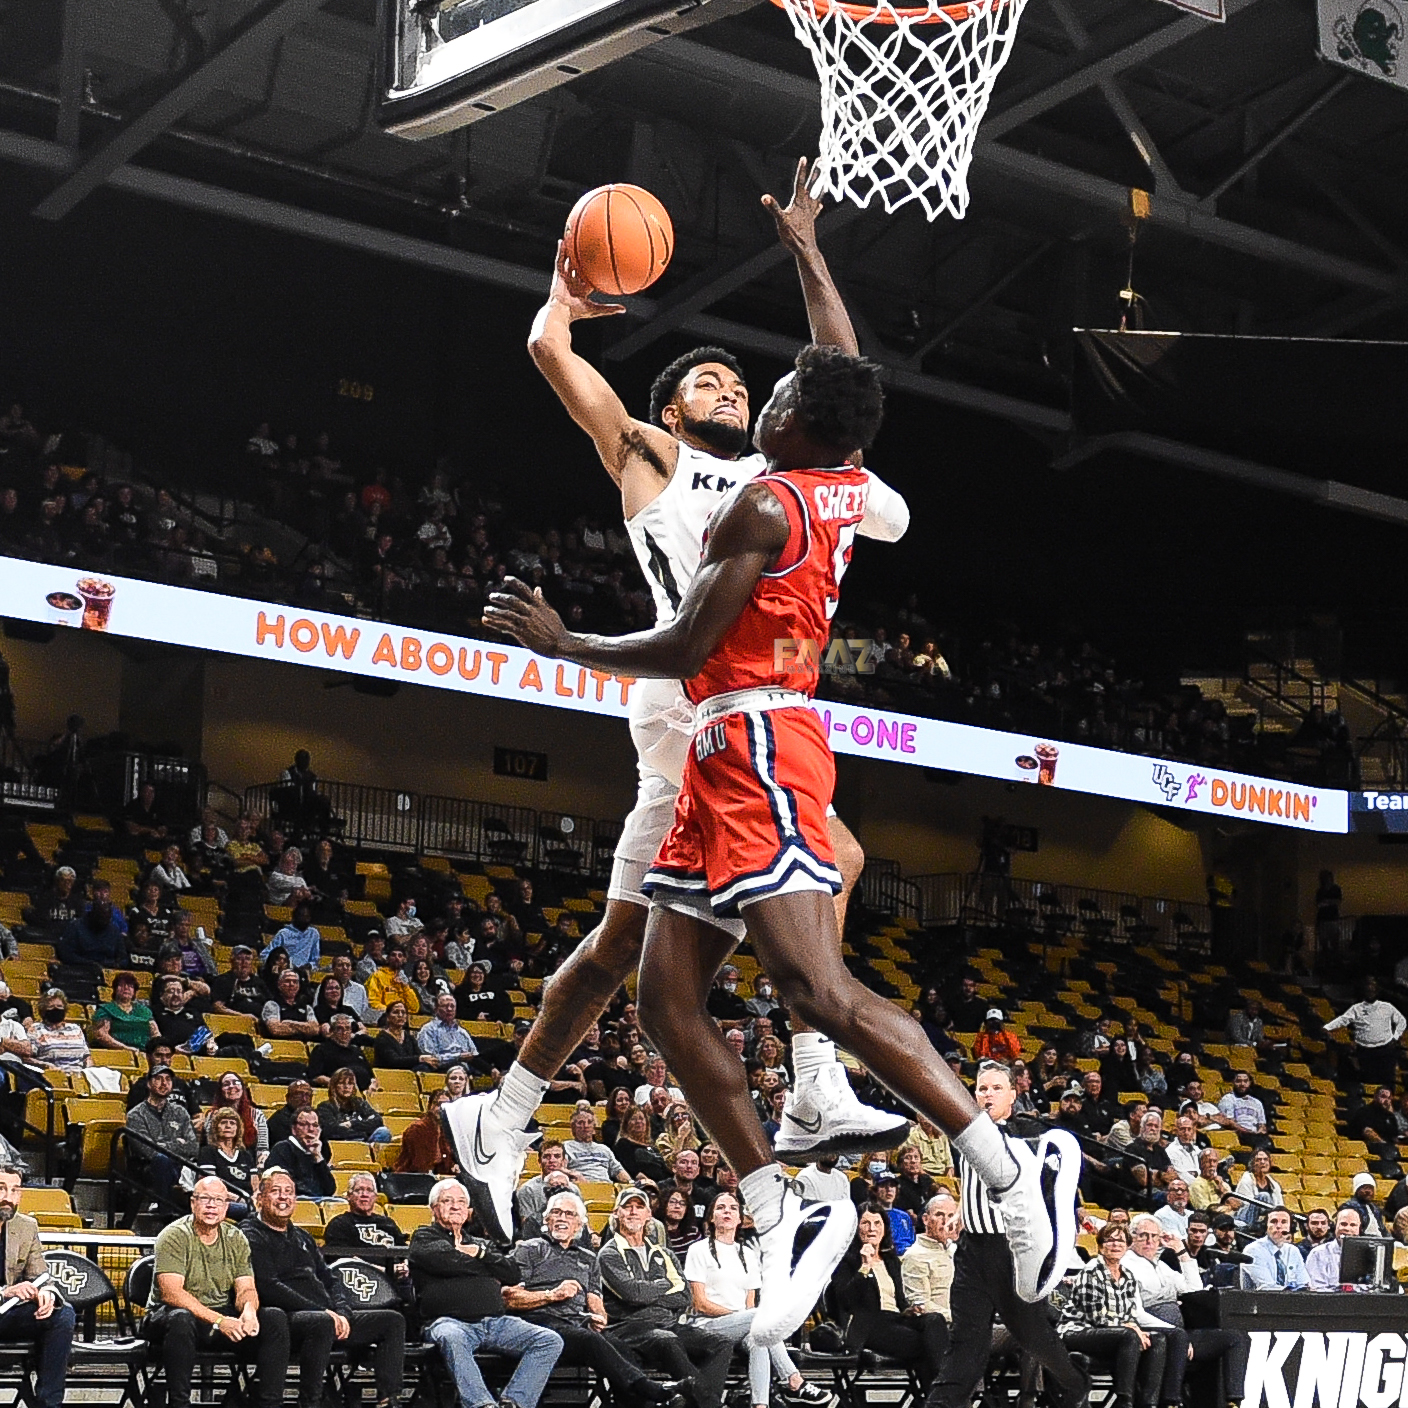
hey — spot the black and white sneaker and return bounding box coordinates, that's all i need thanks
[991,1128,1080,1303]
[778,1382,837,1408]
[775,1062,911,1160]
[441,1091,538,1244]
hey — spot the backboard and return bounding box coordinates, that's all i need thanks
[378,0,761,138]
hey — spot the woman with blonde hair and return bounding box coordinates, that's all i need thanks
[196,1106,257,1216]
[656,1103,700,1164]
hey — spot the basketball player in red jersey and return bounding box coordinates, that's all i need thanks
[442,160,909,1249]
[485,344,1081,1350]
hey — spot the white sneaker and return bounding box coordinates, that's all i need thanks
[774,1063,911,1160]
[990,1128,1080,1302]
[746,1182,857,1349]
[440,1091,538,1243]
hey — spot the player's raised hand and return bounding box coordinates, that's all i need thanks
[762,157,823,255]
[550,240,627,320]
[484,577,570,656]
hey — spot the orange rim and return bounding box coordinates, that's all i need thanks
[769,0,996,24]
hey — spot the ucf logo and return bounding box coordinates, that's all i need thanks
[46,1261,86,1297]
[339,1267,379,1303]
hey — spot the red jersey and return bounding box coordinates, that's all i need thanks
[685,466,868,706]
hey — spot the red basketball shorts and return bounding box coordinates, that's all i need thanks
[642,704,842,926]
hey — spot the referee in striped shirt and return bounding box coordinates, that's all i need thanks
[928,1061,1087,1408]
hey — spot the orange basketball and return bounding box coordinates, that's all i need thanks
[565,184,674,296]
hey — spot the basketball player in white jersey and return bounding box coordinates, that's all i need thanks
[443,159,910,1242]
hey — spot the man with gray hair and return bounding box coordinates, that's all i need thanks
[410,1179,562,1408]
[323,1173,409,1285]
[505,1192,689,1408]
[564,1108,631,1186]
[901,1191,958,1321]
[419,994,486,1074]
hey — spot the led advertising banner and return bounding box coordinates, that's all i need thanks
[1352,791,1408,832]
[0,556,1349,833]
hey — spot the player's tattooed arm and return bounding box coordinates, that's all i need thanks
[527,240,677,492]
[484,483,788,678]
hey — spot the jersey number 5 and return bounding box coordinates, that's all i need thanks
[826,523,859,621]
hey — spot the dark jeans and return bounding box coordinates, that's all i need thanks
[927,1235,1084,1408]
[144,1304,290,1408]
[1149,1326,1249,1405]
[286,1307,406,1408]
[0,1299,75,1408]
[848,1310,949,1389]
[533,1322,655,1398]
[1059,1327,1165,1408]
[1360,1044,1398,1088]
[607,1321,733,1407]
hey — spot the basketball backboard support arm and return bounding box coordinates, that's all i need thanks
[377,0,763,138]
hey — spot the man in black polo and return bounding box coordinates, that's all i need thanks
[267,1108,336,1200]
[241,1167,405,1408]
[210,947,271,1020]
[504,1192,688,1408]
[307,1015,375,1089]
[323,1173,411,1299]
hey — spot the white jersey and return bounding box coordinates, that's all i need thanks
[626,442,767,625]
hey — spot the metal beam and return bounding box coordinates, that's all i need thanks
[1201,75,1354,206]
[56,0,87,149]
[33,0,327,221]
[982,0,1264,140]
[605,203,865,362]
[0,127,1070,435]
[978,144,1397,293]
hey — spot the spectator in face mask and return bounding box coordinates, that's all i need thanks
[852,1154,894,1207]
[745,976,780,1021]
[705,967,748,1028]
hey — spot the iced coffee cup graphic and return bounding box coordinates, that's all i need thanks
[76,577,115,631]
[45,590,82,628]
[1034,742,1059,786]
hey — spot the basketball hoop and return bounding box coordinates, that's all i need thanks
[771,0,1030,220]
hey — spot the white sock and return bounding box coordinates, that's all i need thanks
[492,1061,550,1129]
[791,1031,834,1084]
[739,1164,788,1233]
[952,1113,1020,1192]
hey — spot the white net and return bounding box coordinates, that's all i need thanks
[778,0,1030,221]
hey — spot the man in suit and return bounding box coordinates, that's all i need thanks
[0,1164,76,1408]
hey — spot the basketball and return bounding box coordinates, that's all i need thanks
[564,184,674,296]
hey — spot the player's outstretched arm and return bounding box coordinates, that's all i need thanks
[484,482,788,678]
[527,241,678,490]
[858,468,910,543]
[764,157,859,358]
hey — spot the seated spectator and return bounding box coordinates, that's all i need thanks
[372,1000,420,1071]
[33,865,81,930]
[1242,1207,1308,1289]
[900,1192,957,1323]
[871,1173,916,1255]
[505,1192,690,1408]
[659,1189,702,1259]
[210,946,271,1019]
[28,991,92,1071]
[394,1090,457,1175]
[442,1065,472,1102]
[324,1170,409,1260]
[168,912,218,981]
[92,972,159,1053]
[705,966,748,1029]
[1296,1208,1334,1262]
[328,954,370,1022]
[682,1190,831,1407]
[261,903,321,971]
[1178,1080,1221,1130]
[150,843,194,897]
[240,1168,405,1408]
[1188,1147,1234,1213]
[1232,1149,1283,1231]
[354,933,386,985]
[301,839,347,909]
[409,1179,564,1408]
[658,1148,709,1222]
[126,1062,201,1204]
[225,817,270,886]
[122,781,169,847]
[265,848,311,908]
[1076,1016,1114,1057]
[195,1106,257,1217]
[308,1014,376,1089]
[972,1010,1021,1064]
[267,1081,315,1147]
[1056,1223,1167,1408]
[261,968,319,1041]
[1163,1113,1208,1184]
[152,975,215,1053]
[316,1066,389,1143]
[564,1107,630,1185]
[58,894,127,967]
[1344,1171,1388,1237]
[1119,1110,1172,1195]
[1306,1206,1364,1290]
[313,976,365,1038]
[267,1107,336,1201]
[418,993,487,1073]
[897,1116,954,1179]
[384,896,424,943]
[615,1106,670,1184]
[409,957,455,1015]
[1215,1071,1269,1151]
[202,1072,270,1159]
[1348,1091,1400,1154]
[634,1054,683,1107]
[1080,1071,1119,1135]
[128,1038,199,1116]
[129,881,175,948]
[598,1186,730,1403]
[834,1202,948,1390]
[141,1179,288,1408]
[1226,1000,1275,1057]
[657,1104,700,1166]
[365,947,416,1018]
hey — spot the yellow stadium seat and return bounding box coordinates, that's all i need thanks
[329,1141,379,1169]
[391,1205,434,1235]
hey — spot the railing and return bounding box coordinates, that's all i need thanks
[104,1128,210,1229]
[1243,646,1332,720]
[0,734,59,811]
[859,859,923,921]
[908,873,1216,952]
[243,778,606,875]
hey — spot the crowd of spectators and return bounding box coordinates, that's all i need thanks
[0,397,1364,783]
